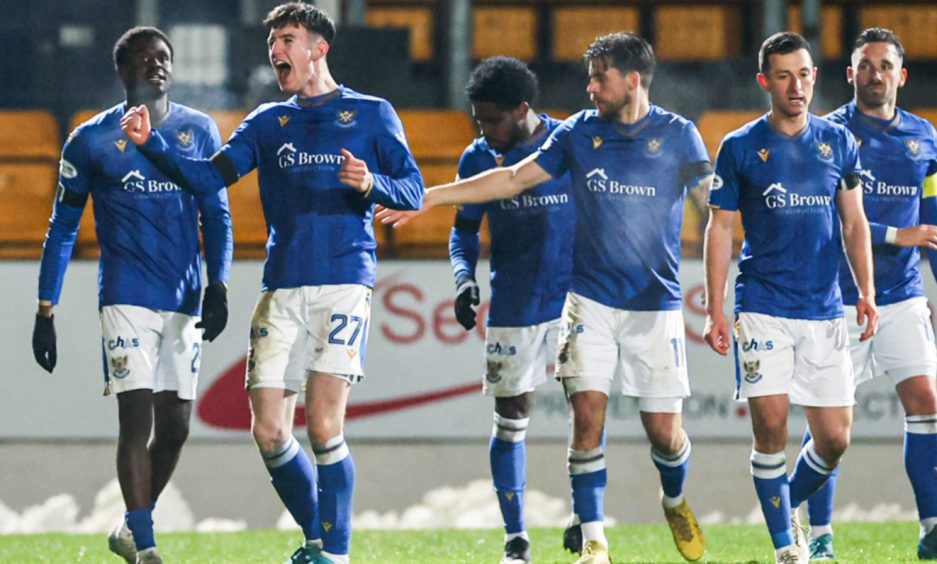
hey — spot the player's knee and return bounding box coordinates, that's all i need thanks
[251,420,290,453]
[647,426,683,456]
[307,414,343,446]
[495,394,532,419]
[155,421,189,451]
[814,433,850,462]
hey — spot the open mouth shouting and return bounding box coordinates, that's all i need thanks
[273,59,292,84]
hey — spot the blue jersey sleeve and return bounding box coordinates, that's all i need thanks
[678,122,714,187]
[365,101,424,210]
[922,122,937,281]
[196,119,233,285]
[37,130,91,303]
[449,146,485,284]
[709,138,741,211]
[534,116,574,178]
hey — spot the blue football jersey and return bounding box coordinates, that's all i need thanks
[710,114,862,319]
[534,106,711,311]
[38,102,233,315]
[826,101,937,306]
[450,115,574,327]
[139,86,423,291]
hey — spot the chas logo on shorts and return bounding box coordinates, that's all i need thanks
[743,360,762,384]
[276,143,345,170]
[487,342,517,356]
[107,336,140,350]
[110,355,130,379]
[740,338,773,352]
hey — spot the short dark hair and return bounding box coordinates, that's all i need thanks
[465,56,539,110]
[583,32,655,88]
[263,2,336,44]
[113,27,173,68]
[759,32,812,74]
[853,27,905,59]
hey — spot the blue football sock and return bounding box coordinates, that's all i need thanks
[568,446,606,525]
[905,415,937,522]
[789,438,836,509]
[490,413,528,535]
[263,435,320,542]
[751,450,792,549]
[651,431,691,501]
[315,435,355,556]
[800,430,837,527]
[125,507,155,551]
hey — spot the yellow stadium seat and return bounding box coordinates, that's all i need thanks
[68,109,102,136]
[914,108,937,130]
[788,5,843,59]
[696,110,763,159]
[366,6,435,62]
[398,110,476,161]
[0,111,60,161]
[655,5,742,60]
[551,6,640,61]
[474,6,538,61]
[208,110,250,142]
[0,162,57,257]
[861,5,937,59]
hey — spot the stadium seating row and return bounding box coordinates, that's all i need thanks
[3,107,936,260]
[366,3,937,62]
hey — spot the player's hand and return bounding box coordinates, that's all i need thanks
[896,225,937,249]
[454,279,480,330]
[196,282,228,342]
[32,313,57,373]
[855,296,879,342]
[338,149,373,194]
[374,204,424,228]
[119,105,152,145]
[703,311,731,356]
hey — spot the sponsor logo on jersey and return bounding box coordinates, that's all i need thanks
[645,137,663,156]
[762,181,831,210]
[276,142,345,169]
[858,169,918,197]
[110,355,130,379]
[175,129,193,148]
[60,159,78,179]
[114,139,128,153]
[278,115,291,127]
[816,142,833,160]
[120,169,183,194]
[592,136,603,150]
[757,148,770,162]
[499,192,569,211]
[585,167,656,196]
[906,138,922,157]
[743,360,762,384]
[336,109,358,127]
[741,338,773,352]
[107,336,140,350]
[487,342,517,356]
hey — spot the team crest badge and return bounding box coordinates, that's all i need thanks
[175,130,193,148]
[757,148,770,162]
[906,139,921,157]
[592,136,603,150]
[646,138,662,155]
[743,360,762,384]
[816,142,833,160]
[278,115,290,127]
[114,139,127,153]
[336,109,358,127]
[110,355,130,379]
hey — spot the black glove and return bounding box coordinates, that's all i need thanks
[454,279,480,330]
[196,282,228,342]
[32,314,56,373]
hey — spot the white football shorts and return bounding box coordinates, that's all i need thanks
[846,297,936,386]
[100,304,201,400]
[483,318,561,397]
[734,312,854,406]
[555,292,689,411]
[246,284,372,391]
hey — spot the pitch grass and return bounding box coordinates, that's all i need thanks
[0,521,924,563]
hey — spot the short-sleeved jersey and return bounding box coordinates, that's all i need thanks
[38,102,231,315]
[827,101,937,306]
[454,115,574,327]
[534,106,711,311]
[218,86,423,291]
[710,114,862,320]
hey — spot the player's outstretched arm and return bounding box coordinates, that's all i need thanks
[375,154,553,228]
[703,208,735,356]
[120,105,232,197]
[837,185,879,341]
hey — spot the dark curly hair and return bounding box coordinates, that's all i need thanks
[465,56,539,110]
